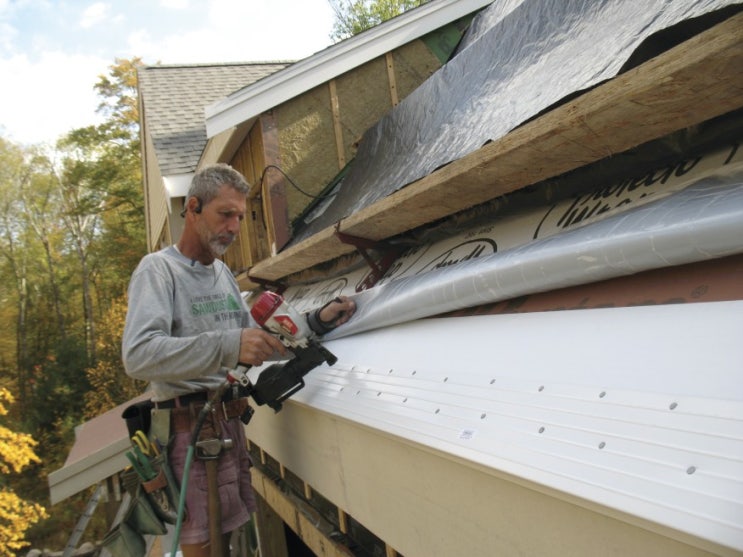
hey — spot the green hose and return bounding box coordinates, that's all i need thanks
[170,443,194,556]
[169,381,230,556]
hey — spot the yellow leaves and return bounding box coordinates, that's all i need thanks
[84,296,146,418]
[0,388,41,475]
[0,387,13,414]
[0,429,41,475]
[0,389,47,556]
[0,489,48,556]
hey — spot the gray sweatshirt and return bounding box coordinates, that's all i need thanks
[122,245,255,401]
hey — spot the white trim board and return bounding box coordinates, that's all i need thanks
[248,300,743,552]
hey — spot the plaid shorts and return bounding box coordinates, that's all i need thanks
[167,415,257,545]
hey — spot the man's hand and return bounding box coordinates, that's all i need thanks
[239,328,287,366]
[318,296,356,328]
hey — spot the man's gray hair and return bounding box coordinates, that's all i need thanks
[187,163,250,207]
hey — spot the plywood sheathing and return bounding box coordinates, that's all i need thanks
[274,40,443,225]
[390,38,446,100]
[248,12,743,283]
[275,84,339,223]
[334,57,399,162]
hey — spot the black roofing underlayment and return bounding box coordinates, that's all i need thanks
[291,0,742,245]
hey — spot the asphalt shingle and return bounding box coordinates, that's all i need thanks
[138,62,291,176]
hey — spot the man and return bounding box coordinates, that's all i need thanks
[122,163,355,557]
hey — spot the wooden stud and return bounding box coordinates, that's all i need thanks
[254,490,290,557]
[260,112,291,254]
[385,544,398,557]
[329,79,346,169]
[385,52,399,107]
[251,467,355,557]
[338,508,348,534]
[304,481,312,500]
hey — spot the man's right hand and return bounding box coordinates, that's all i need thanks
[239,328,287,366]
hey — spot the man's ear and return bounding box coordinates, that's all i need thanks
[181,196,203,217]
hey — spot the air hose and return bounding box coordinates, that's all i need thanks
[170,380,231,556]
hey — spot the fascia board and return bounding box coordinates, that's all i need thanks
[205,0,494,138]
[48,436,131,505]
[280,301,743,553]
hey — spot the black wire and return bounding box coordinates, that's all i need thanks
[259,165,336,200]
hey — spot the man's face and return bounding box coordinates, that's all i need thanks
[196,184,247,257]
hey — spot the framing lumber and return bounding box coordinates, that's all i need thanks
[385,52,399,107]
[329,79,346,169]
[248,12,743,283]
[251,466,355,557]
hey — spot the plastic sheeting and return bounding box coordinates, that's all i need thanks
[294,0,741,243]
[323,166,743,340]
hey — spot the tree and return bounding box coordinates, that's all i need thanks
[53,57,145,366]
[0,139,51,408]
[0,388,47,556]
[84,296,146,418]
[20,151,68,342]
[0,56,146,551]
[328,0,431,41]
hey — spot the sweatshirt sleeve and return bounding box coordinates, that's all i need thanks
[121,257,242,382]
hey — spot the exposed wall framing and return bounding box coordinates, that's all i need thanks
[227,113,291,271]
[224,39,443,280]
[273,42,441,229]
[248,12,743,283]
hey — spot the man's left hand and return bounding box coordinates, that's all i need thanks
[318,296,356,328]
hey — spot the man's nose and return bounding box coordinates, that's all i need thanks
[226,216,241,233]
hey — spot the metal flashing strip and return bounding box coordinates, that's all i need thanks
[249,301,743,552]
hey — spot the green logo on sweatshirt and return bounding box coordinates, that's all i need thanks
[191,293,241,316]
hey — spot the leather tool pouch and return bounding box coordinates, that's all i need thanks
[104,400,183,556]
[122,467,169,534]
[122,400,154,438]
[102,521,145,557]
[102,469,166,557]
[137,453,181,525]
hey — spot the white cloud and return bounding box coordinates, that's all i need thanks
[0,21,16,52]
[0,51,106,145]
[127,0,334,64]
[160,0,189,9]
[80,2,110,29]
[0,0,336,145]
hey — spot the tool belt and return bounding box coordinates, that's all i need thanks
[155,391,251,433]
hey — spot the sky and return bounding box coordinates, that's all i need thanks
[0,0,337,146]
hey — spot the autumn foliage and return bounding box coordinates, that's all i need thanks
[0,388,48,556]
